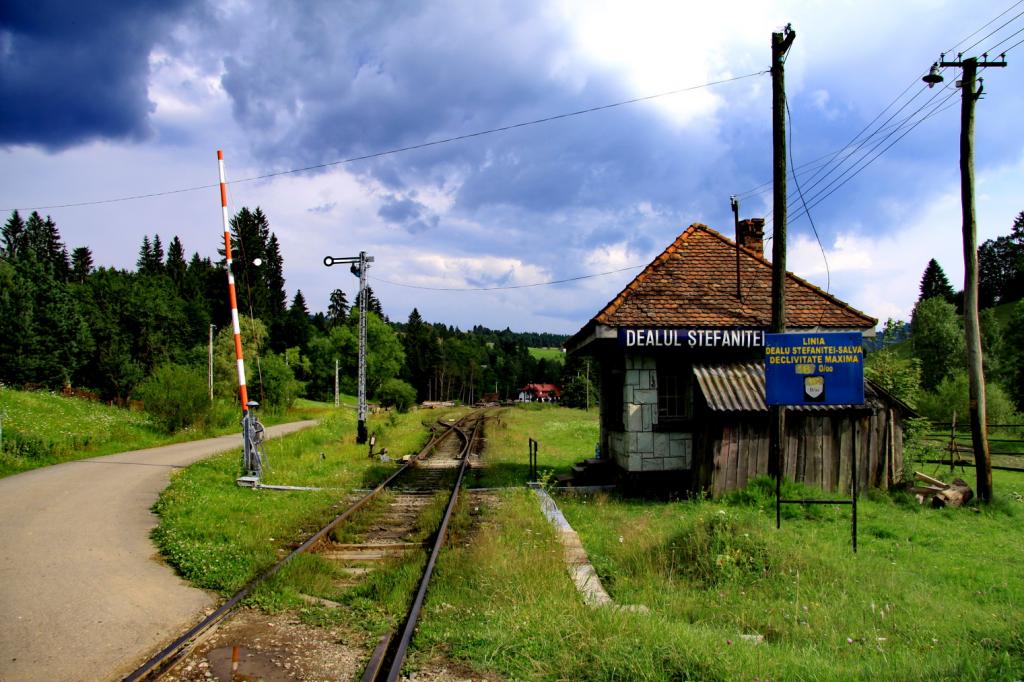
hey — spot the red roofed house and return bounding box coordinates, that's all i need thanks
[517,383,561,403]
[565,221,911,496]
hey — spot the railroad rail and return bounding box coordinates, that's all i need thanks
[123,410,486,682]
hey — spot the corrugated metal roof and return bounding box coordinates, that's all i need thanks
[693,362,767,411]
[693,363,863,412]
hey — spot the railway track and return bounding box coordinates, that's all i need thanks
[124,409,488,682]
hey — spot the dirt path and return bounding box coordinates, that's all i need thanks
[0,421,317,682]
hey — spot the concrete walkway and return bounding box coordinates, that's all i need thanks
[0,421,317,682]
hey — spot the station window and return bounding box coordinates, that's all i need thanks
[657,366,693,422]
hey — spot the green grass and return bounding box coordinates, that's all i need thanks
[149,398,1024,679]
[0,387,355,479]
[528,347,566,363]
[470,403,598,488]
[413,472,1024,680]
[0,387,171,478]
[152,406,443,595]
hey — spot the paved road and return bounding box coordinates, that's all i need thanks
[0,421,318,682]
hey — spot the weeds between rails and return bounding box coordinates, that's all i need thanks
[124,410,487,682]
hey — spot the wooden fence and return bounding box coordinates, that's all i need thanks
[917,421,1024,473]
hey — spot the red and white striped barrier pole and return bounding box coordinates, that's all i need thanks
[217,150,249,414]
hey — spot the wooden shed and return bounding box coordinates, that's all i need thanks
[565,222,912,496]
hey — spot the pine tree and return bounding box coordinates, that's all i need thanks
[327,288,349,326]
[2,210,27,259]
[918,258,956,304]
[166,236,187,288]
[151,234,165,273]
[70,247,94,283]
[42,216,70,280]
[283,289,313,350]
[137,236,153,273]
[361,285,383,316]
[263,231,287,318]
[24,212,49,259]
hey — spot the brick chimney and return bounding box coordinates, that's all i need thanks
[737,218,765,252]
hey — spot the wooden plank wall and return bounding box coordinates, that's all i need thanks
[709,407,904,496]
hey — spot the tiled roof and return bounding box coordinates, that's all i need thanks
[592,224,876,329]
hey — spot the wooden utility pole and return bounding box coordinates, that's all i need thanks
[959,58,991,501]
[770,27,795,526]
[924,53,1007,502]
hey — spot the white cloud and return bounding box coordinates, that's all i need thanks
[786,151,1024,325]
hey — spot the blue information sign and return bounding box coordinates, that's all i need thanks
[764,332,865,406]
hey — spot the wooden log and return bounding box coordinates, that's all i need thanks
[931,479,973,508]
[914,471,949,489]
[907,485,947,496]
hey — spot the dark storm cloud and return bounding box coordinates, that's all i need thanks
[209,0,729,227]
[0,0,195,149]
[377,192,439,234]
[378,194,426,224]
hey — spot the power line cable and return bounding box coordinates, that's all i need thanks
[951,0,1024,51]
[996,33,1024,53]
[785,97,832,328]
[980,22,1024,53]
[765,80,959,223]
[3,71,766,212]
[958,7,1024,54]
[737,1,1021,212]
[370,264,644,292]
[787,87,961,225]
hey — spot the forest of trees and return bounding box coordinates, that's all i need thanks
[0,207,580,430]
[5,204,1021,434]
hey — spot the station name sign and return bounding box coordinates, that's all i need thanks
[764,332,865,405]
[618,328,765,349]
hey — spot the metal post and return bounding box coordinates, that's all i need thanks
[731,195,742,300]
[208,324,215,402]
[334,357,340,408]
[216,150,249,415]
[357,251,369,444]
[324,252,374,442]
[852,421,858,553]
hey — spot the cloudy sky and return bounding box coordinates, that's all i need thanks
[2,0,1023,334]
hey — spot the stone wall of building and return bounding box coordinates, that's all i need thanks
[606,353,692,472]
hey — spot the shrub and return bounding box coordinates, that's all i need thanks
[916,371,1020,426]
[375,378,417,413]
[251,352,304,410]
[135,363,210,433]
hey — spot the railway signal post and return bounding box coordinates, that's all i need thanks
[324,251,375,443]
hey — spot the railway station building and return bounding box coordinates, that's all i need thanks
[564,221,912,496]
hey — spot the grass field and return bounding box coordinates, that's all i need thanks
[152,406,459,595]
[528,347,566,363]
[410,407,1024,681]
[149,403,1024,679]
[469,403,598,488]
[0,387,344,479]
